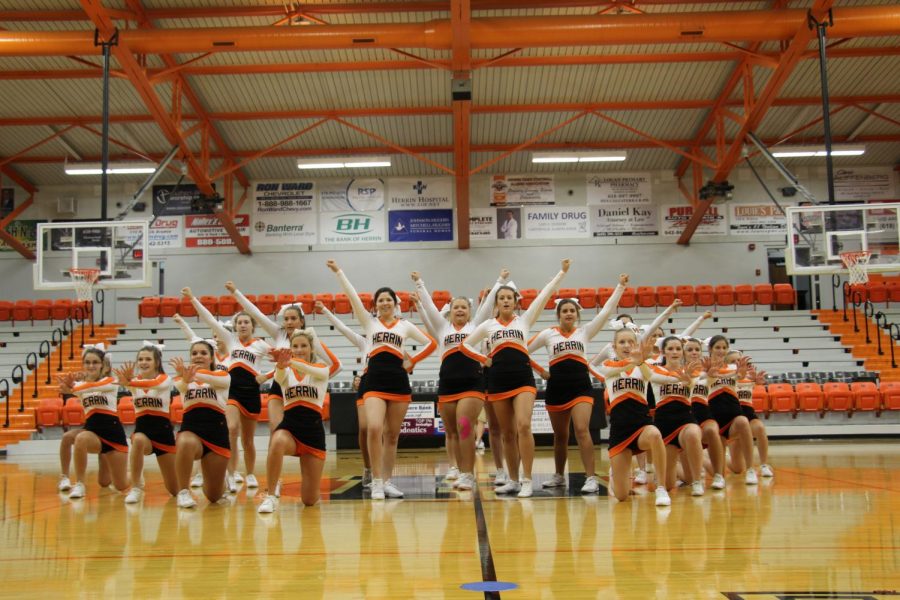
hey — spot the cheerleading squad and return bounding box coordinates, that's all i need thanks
[54,258,773,512]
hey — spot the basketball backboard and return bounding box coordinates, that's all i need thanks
[33,220,151,291]
[785,202,900,276]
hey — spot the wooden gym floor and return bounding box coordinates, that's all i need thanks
[0,441,898,599]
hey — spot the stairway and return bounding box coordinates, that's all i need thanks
[814,310,900,381]
[0,324,122,449]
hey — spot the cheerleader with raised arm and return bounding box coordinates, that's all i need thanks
[729,351,774,478]
[184,287,269,491]
[704,335,757,484]
[225,282,340,432]
[527,273,627,494]
[461,259,570,498]
[114,343,179,504]
[327,259,437,500]
[57,344,129,500]
[317,301,373,488]
[594,326,674,506]
[410,268,508,491]
[682,337,726,490]
[652,336,706,495]
[258,329,338,513]
[169,340,231,508]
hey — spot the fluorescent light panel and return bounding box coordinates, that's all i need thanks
[297,156,391,169]
[771,144,865,158]
[65,161,158,175]
[532,151,627,164]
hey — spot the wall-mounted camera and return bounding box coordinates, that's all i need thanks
[779,186,798,197]
[699,180,734,201]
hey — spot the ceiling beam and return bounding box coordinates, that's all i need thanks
[1,7,899,56]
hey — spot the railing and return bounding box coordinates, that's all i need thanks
[835,275,900,373]
[1,379,9,428]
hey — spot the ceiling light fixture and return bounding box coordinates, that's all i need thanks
[770,144,866,158]
[64,160,158,175]
[297,156,391,169]
[532,151,627,164]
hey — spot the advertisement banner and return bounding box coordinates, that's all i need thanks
[532,399,552,435]
[319,178,385,212]
[0,219,39,252]
[469,208,496,240]
[729,203,788,235]
[590,204,658,237]
[152,184,208,216]
[586,172,652,205]
[319,211,385,245]
[251,181,317,246]
[149,216,183,248]
[400,401,437,436]
[523,207,589,239]
[184,214,250,248]
[490,175,555,206]
[661,204,728,236]
[388,178,453,210]
[834,167,898,202]
[388,209,454,242]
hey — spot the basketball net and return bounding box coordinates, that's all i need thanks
[840,251,871,285]
[69,268,99,302]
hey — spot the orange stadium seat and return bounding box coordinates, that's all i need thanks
[887,280,900,304]
[295,293,315,315]
[0,300,12,321]
[675,285,695,307]
[695,285,715,307]
[881,382,900,410]
[256,294,276,315]
[13,299,32,323]
[824,382,853,413]
[773,283,795,308]
[117,396,136,425]
[315,293,334,313]
[656,286,675,307]
[334,293,352,314]
[519,289,538,309]
[735,284,754,307]
[636,286,656,309]
[217,295,237,317]
[32,299,51,321]
[36,397,63,428]
[397,291,412,313]
[432,290,451,310]
[558,288,577,300]
[751,384,768,414]
[715,284,735,308]
[179,296,198,318]
[597,287,615,307]
[275,294,295,314]
[199,295,219,316]
[847,284,867,303]
[357,292,373,313]
[51,299,73,322]
[62,397,85,427]
[795,382,824,415]
[159,296,179,318]
[578,288,597,309]
[865,281,888,304]
[754,284,774,307]
[139,297,160,321]
[618,287,636,309]
[767,383,796,414]
[851,381,881,414]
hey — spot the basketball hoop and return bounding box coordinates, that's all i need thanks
[840,251,872,285]
[68,268,100,302]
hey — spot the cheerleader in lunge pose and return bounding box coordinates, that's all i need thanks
[682,337,726,490]
[327,260,437,500]
[170,339,232,508]
[729,350,774,478]
[115,343,179,504]
[58,344,129,499]
[410,268,508,491]
[258,329,338,513]
[461,259,570,498]
[528,273,628,494]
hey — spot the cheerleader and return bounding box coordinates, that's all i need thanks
[482,339,508,486]
[317,301,373,488]
[326,259,437,500]
[594,326,672,506]
[729,351,774,478]
[185,287,269,491]
[704,335,757,484]
[225,282,339,432]
[461,259,570,498]
[682,337,726,490]
[527,273,627,494]
[652,336,705,495]
[114,343,178,503]
[258,329,338,513]
[169,340,231,508]
[410,268,508,491]
[57,344,129,499]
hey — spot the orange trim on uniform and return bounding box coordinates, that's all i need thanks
[487,385,536,402]
[201,437,231,458]
[363,390,412,403]
[134,409,171,419]
[545,395,594,412]
[184,403,225,415]
[718,417,737,436]
[655,396,691,409]
[227,362,260,377]
[609,425,648,458]
[409,329,438,367]
[285,399,324,414]
[663,424,689,446]
[608,392,648,410]
[549,354,589,367]
[290,436,326,460]
[128,374,169,389]
[227,399,260,419]
[133,434,175,454]
[438,390,486,404]
[489,341,528,357]
[369,346,404,360]
[317,341,342,377]
[355,398,365,407]
[72,377,116,393]
[99,435,129,453]
[459,341,488,365]
[86,408,118,418]
[708,389,735,401]
[691,397,709,405]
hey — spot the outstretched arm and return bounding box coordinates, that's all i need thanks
[472,268,510,326]
[226,282,280,339]
[523,259,570,327]
[680,311,712,338]
[327,260,372,328]
[639,299,682,342]
[411,273,444,337]
[184,288,230,344]
[584,274,628,340]
[172,313,199,342]
[318,303,367,353]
